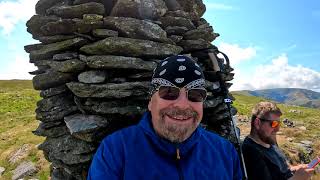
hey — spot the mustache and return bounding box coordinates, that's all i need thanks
[160,107,198,119]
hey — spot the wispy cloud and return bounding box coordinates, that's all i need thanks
[218,42,257,65]
[283,44,297,52]
[0,54,35,80]
[204,1,234,10]
[0,0,37,35]
[231,53,320,91]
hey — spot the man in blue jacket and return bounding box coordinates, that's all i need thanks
[88,55,243,179]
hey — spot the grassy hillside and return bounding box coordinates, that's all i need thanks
[233,88,320,108]
[232,91,320,142]
[0,80,49,180]
[0,81,319,179]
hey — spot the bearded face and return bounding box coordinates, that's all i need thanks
[148,88,203,143]
[256,127,278,145]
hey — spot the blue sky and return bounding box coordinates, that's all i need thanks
[0,0,319,92]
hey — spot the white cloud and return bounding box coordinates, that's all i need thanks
[218,42,257,65]
[230,53,320,91]
[204,2,234,10]
[0,0,37,35]
[0,54,35,80]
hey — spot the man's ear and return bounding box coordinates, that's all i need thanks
[253,118,260,129]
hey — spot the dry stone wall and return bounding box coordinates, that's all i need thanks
[25,0,237,179]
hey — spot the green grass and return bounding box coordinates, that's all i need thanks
[0,80,49,180]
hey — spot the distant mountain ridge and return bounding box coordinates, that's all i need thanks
[233,88,320,108]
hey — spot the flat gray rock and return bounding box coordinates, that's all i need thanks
[80,37,183,58]
[165,10,191,18]
[33,124,68,138]
[66,81,149,98]
[40,85,68,98]
[8,144,32,164]
[203,96,224,109]
[163,0,205,20]
[47,2,105,18]
[40,18,104,36]
[78,70,107,84]
[35,0,63,15]
[73,0,116,16]
[183,28,219,42]
[168,35,183,43]
[39,135,96,155]
[53,52,79,61]
[178,39,213,52]
[32,70,75,90]
[0,166,4,176]
[29,38,88,61]
[165,26,189,35]
[111,0,167,20]
[36,94,77,122]
[38,135,95,165]
[26,15,59,38]
[83,55,157,71]
[104,17,170,43]
[92,29,118,38]
[64,114,110,142]
[47,59,86,73]
[73,0,102,5]
[12,161,37,180]
[24,43,45,54]
[159,16,195,30]
[35,121,63,129]
[82,98,147,115]
[38,35,77,44]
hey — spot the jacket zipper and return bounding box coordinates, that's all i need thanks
[175,148,184,180]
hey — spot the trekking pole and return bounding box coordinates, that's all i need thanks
[207,49,248,180]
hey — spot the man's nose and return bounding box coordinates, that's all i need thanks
[173,89,190,108]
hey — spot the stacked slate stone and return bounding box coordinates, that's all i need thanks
[25,0,236,179]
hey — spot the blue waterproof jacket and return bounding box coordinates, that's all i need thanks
[88,112,242,180]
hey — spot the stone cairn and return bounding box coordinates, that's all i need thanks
[25,0,236,179]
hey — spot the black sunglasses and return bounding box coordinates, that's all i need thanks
[156,86,207,102]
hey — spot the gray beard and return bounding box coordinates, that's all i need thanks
[156,108,199,143]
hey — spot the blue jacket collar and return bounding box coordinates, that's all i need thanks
[138,111,203,157]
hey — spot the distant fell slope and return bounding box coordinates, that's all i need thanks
[232,88,320,108]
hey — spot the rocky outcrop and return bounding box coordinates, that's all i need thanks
[26,0,234,179]
[12,161,37,180]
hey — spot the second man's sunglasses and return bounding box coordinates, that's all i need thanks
[259,118,281,128]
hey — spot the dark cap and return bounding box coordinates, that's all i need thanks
[151,55,205,89]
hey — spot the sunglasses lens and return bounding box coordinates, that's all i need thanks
[158,86,180,100]
[188,89,207,102]
[271,121,280,128]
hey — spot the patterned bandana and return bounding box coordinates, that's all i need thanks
[151,55,205,89]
